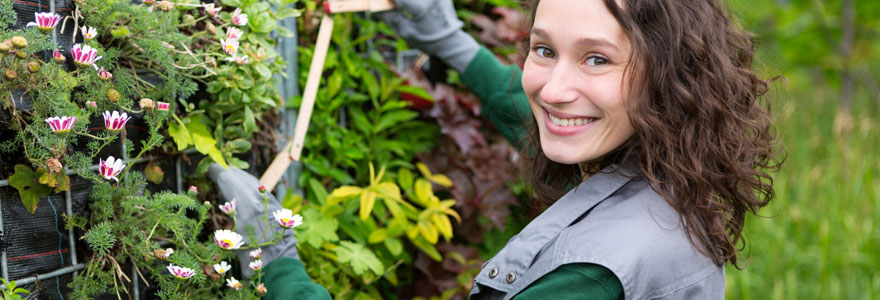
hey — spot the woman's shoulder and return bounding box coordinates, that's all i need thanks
[554,177,724,299]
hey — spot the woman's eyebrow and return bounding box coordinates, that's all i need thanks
[530,28,620,52]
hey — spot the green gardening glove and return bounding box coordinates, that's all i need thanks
[376,0,480,72]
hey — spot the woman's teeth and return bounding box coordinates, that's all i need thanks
[549,114,596,127]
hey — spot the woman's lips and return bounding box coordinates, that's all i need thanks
[543,108,598,136]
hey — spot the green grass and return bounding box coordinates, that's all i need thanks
[725,88,880,299]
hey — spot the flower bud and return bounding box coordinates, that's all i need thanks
[143,0,154,5]
[156,1,174,12]
[107,89,121,102]
[209,273,221,282]
[206,23,217,35]
[27,61,40,73]
[188,185,198,193]
[139,98,155,110]
[4,69,17,81]
[47,158,63,174]
[86,101,98,109]
[256,283,267,296]
[258,185,266,193]
[153,248,167,260]
[182,14,195,25]
[0,41,10,52]
[15,50,27,59]
[11,36,28,49]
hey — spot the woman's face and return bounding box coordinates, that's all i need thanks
[522,0,635,164]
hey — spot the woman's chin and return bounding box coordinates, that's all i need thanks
[542,147,587,165]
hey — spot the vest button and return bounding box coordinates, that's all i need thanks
[506,272,516,284]
[488,268,499,278]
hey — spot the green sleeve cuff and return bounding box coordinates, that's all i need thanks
[262,257,331,300]
[461,46,533,149]
[513,263,624,300]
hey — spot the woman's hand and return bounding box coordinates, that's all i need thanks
[208,164,299,278]
[377,0,480,72]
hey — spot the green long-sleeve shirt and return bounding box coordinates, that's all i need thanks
[261,47,623,299]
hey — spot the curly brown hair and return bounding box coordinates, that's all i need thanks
[519,0,782,267]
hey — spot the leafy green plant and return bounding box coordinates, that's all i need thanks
[291,162,459,298]
[0,277,31,300]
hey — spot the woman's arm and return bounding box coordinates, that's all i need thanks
[262,258,332,300]
[461,46,533,148]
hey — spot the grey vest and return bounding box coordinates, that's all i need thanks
[469,166,725,300]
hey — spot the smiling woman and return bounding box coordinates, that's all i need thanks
[522,0,635,165]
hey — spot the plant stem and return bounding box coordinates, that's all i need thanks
[145,215,163,243]
[77,131,114,140]
[257,192,270,243]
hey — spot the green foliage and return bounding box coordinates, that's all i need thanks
[8,164,51,214]
[0,277,31,300]
[84,221,116,256]
[0,0,14,30]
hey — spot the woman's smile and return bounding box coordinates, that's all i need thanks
[542,107,599,136]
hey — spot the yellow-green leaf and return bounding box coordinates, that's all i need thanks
[413,178,433,206]
[428,174,453,187]
[384,238,403,256]
[368,229,388,244]
[328,186,363,205]
[397,168,414,190]
[418,221,438,244]
[372,182,402,202]
[416,162,433,178]
[359,189,377,220]
[432,214,453,240]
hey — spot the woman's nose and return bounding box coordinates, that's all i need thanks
[539,63,579,104]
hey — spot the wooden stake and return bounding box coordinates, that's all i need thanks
[259,0,396,191]
[323,0,394,13]
[259,14,334,191]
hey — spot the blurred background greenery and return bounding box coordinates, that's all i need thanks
[725,0,880,298]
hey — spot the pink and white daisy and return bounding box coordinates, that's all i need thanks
[218,198,236,215]
[44,116,77,134]
[213,261,231,275]
[97,67,113,81]
[157,101,170,111]
[81,26,97,41]
[224,54,249,65]
[213,229,244,250]
[167,264,195,280]
[226,277,243,290]
[203,3,220,16]
[232,8,248,26]
[103,111,130,132]
[249,248,262,260]
[272,209,303,229]
[248,259,263,271]
[26,12,61,32]
[225,27,243,41]
[53,49,66,63]
[220,38,239,56]
[70,44,102,68]
[99,156,126,182]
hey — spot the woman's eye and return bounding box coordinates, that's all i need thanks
[533,46,555,58]
[586,56,609,66]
